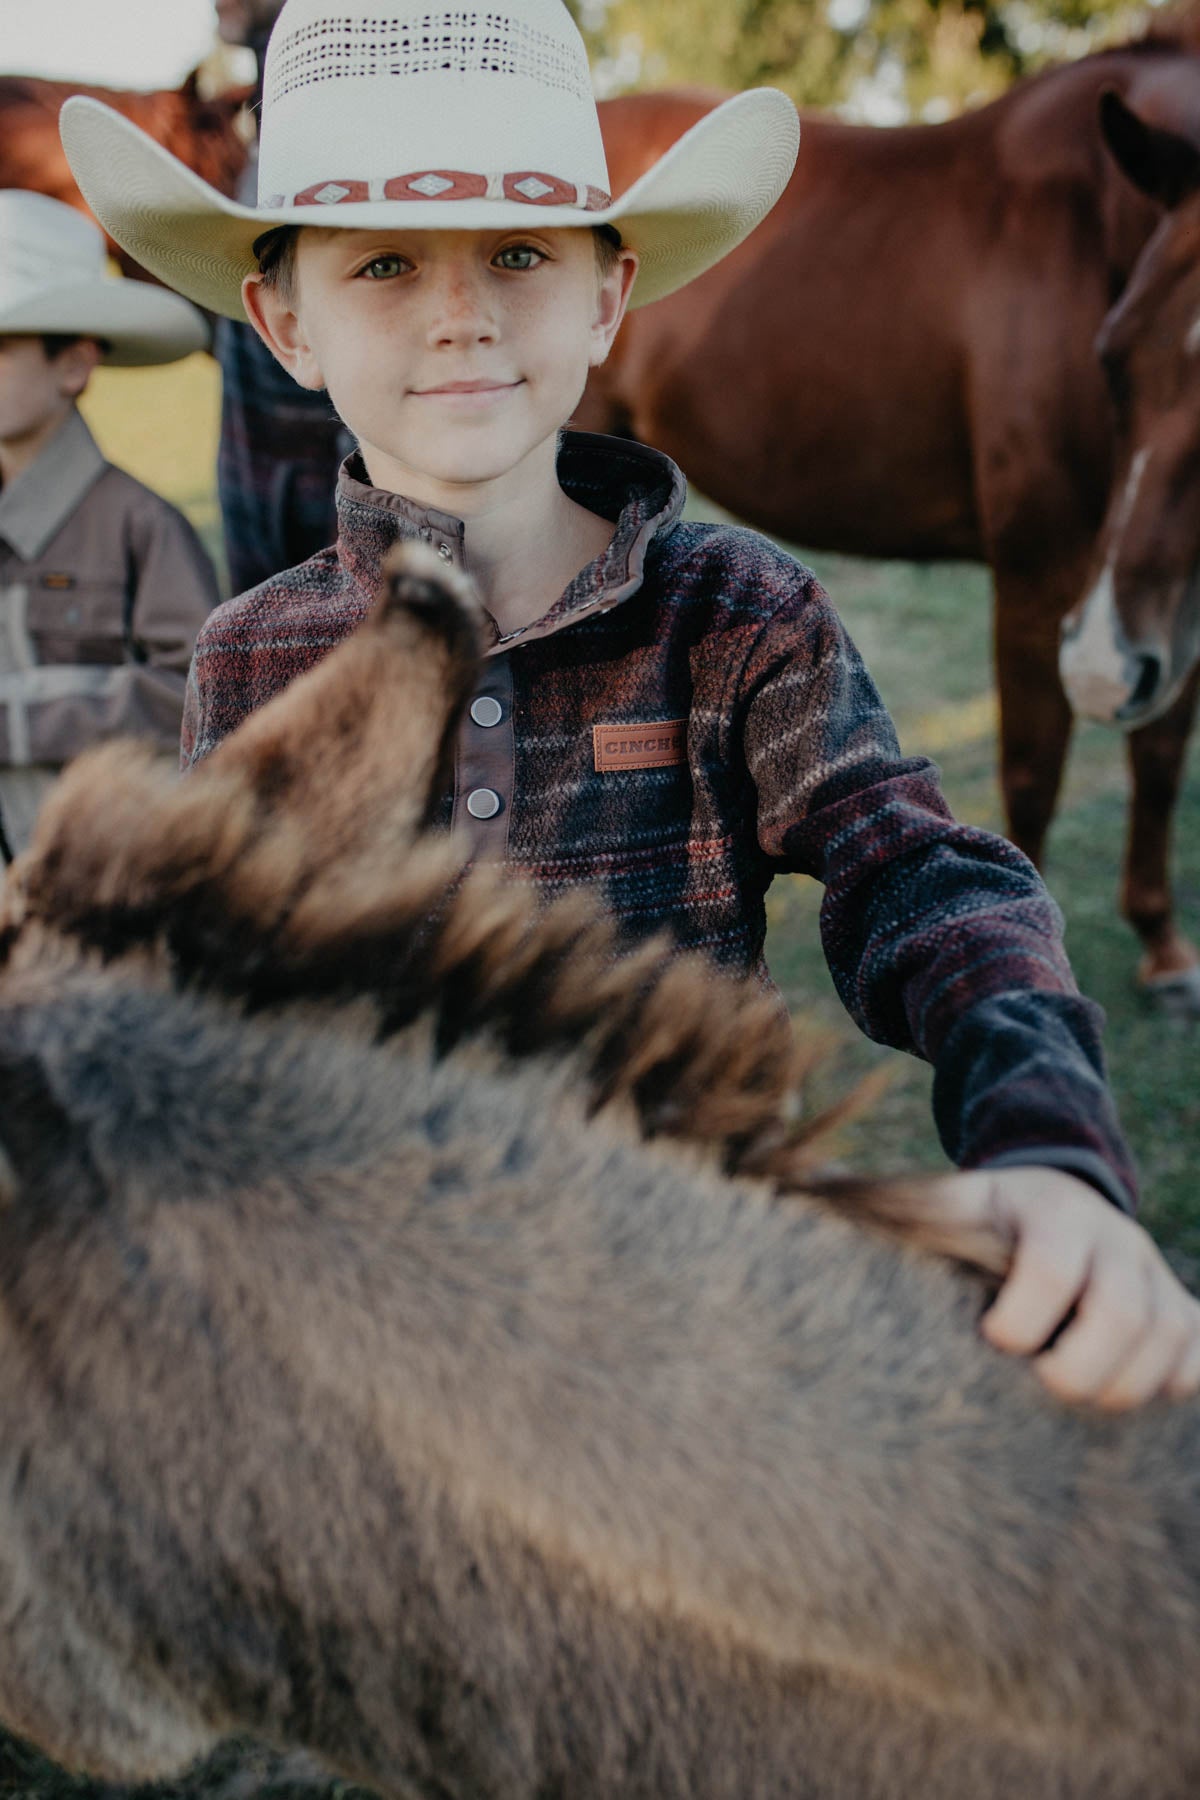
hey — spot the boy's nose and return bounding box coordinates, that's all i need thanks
[426,266,499,347]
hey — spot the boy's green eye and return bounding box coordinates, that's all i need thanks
[494,244,543,271]
[360,254,407,280]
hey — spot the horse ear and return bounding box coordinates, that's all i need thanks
[1099,88,1200,209]
[178,67,200,99]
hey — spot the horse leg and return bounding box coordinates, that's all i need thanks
[992,568,1076,866]
[1123,665,1200,1010]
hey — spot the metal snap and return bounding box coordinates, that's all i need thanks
[470,696,503,728]
[437,543,453,561]
[465,787,501,820]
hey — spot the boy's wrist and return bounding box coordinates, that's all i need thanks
[973,1146,1136,1217]
[930,989,1140,1215]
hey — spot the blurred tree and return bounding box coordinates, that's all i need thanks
[564,0,1156,120]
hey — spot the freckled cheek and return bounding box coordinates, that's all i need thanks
[319,331,408,400]
[513,303,596,385]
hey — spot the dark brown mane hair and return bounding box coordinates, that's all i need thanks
[1139,0,1200,56]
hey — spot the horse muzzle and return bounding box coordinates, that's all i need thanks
[1059,577,1174,727]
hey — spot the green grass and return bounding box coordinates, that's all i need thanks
[78,359,1200,1273]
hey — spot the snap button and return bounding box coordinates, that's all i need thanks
[465,787,501,820]
[470,695,503,728]
[437,542,453,561]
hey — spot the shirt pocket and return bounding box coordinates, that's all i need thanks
[28,576,128,666]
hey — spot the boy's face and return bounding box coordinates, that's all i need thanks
[243,226,637,506]
[0,336,98,453]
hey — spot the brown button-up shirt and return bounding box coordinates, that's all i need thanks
[0,407,219,851]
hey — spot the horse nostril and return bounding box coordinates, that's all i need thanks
[1127,652,1163,714]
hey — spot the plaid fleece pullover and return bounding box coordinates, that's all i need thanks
[183,432,1138,1212]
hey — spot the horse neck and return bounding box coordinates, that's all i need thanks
[991,46,1180,290]
[1101,165,1163,298]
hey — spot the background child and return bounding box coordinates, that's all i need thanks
[61,0,1200,1409]
[0,190,218,853]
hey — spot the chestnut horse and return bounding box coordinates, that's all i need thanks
[581,34,1200,1008]
[0,73,248,277]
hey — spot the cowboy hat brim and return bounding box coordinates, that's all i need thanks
[60,88,799,320]
[0,275,210,366]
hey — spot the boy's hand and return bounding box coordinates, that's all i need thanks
[938,1167,1200,1409]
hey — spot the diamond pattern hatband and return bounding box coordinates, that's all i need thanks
[267,171,612,210]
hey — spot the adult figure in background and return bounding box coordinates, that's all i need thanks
[212,0,350,594]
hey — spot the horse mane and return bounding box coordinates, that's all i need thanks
[1138,0,1200,57]
[2,546,1009,1278]
[4,755,832,1167]
[1009,3,1200,66]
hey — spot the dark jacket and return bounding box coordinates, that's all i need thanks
[183,432,1138,1211]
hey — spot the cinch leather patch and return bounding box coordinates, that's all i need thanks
[40,573,76,589]
[593,720,686,772]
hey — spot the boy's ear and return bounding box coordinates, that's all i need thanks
[589,248,639,368]
[241,273,326,391]
[53,338,101,401]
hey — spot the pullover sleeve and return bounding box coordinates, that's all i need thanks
[11,492,219,771]
[737,565,1138,1212]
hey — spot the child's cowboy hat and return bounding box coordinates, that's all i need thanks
[0,190,209,366]
[59,0,800,320]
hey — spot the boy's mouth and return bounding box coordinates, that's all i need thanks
[413,379,521,396]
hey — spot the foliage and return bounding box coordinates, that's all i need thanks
[565,0,1159,119]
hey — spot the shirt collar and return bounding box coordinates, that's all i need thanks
[334,430,687,651]
[0,407,109,563]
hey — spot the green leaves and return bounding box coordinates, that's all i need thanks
[571,0,1146,121]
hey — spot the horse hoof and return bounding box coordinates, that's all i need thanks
[1139,964,1200,1017]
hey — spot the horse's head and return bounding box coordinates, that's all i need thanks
[1061,87,1200,727]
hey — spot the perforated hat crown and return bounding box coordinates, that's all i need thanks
[257,0,612,213]
[59,0,800,320]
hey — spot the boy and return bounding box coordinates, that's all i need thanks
[0,190,218,853]
[62,0,1200,1410]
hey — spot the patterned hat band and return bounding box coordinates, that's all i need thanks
[261,170,613,210]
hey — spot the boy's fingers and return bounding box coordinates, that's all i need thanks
[973,1169,1200,1410]
[1085,1274,1198,1411]
[1164,1318,1200,1400]
[980,1209,1092,1356]
[1030,1245,1153,1404]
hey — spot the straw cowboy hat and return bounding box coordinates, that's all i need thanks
[59,0,800,319]
[0,190,209,366]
